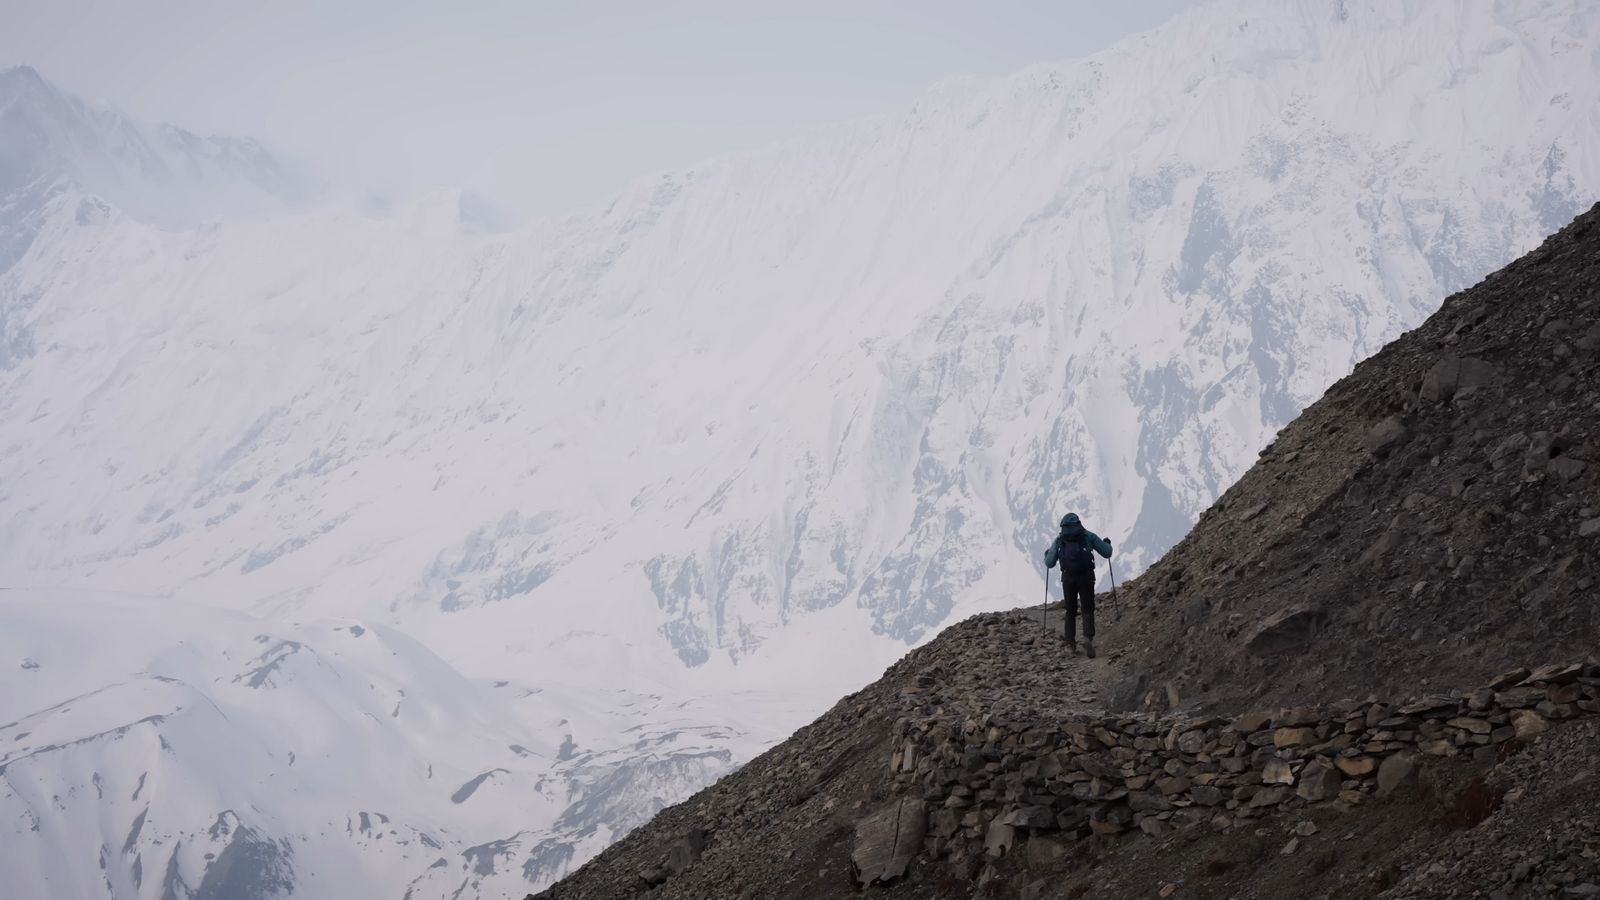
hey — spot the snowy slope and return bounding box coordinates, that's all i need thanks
[3,0,1600,896]
[0,588,775,899]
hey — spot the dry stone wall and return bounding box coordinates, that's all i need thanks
[864,661,1600,885]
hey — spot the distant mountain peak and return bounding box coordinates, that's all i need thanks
[0,64,315,268]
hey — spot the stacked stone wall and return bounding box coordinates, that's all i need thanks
[866,662,1600,882]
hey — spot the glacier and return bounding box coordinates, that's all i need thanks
[3,0,1600,895]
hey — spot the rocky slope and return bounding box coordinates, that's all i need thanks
[1101,199,1600,715]
[531,206,1600,898]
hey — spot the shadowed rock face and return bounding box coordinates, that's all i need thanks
[530,206,1600,900]
[187,821,296,900]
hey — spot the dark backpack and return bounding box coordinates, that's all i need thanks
[1058,529,1095,579]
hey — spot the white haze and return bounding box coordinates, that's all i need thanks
[0,0,1195,219]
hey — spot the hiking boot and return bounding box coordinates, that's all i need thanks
[1064,638,1077,655]
[1083,639,1096,659]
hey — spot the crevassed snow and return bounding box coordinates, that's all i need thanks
[3,0,1600,896]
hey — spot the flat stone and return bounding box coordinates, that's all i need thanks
[1487,668,1531,690]
[1446,717,1492,735]
[1526,662,1585,685]
[1496,687,1547,708]
[1334,756,1376,777]
[1262,759,1296,785]
[1274,727,1316,748]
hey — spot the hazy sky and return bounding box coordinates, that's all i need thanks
[3,0,1197,219]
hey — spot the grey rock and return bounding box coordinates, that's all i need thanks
[850,799,927,885]
[1376,753,1417,798]
[1549,457,1587,483]
[1295,761,1341,802]
[1365,416,1409,454]
[983,821,1015,859]
[1420,356,1497,403]
[1245,606,1328,655]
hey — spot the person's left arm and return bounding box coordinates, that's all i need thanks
[1087,530,1113,558]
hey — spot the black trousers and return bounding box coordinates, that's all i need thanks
[1062,575,1095,642]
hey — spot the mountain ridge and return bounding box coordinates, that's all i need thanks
[532,200,1600,899]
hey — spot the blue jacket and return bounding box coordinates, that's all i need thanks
[1044,513,1112,569]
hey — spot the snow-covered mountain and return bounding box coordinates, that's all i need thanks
[0,588,772,898]
[3,0,1600,896]
[0,64,313,272]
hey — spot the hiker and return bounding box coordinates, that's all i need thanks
[1043,513,1113,658]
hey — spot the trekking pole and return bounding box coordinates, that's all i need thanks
[1108,558,1119,605]
[1041,566,1049,633]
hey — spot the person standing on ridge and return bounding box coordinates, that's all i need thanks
[1043,513,1113,658]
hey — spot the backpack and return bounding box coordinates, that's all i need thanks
[1057,528,1095,579]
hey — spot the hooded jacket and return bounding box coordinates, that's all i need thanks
[1043,513,1113,572]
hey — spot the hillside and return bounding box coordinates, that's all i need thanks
[532,206,1600,898]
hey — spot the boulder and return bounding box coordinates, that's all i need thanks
[1488,668,1531,690]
